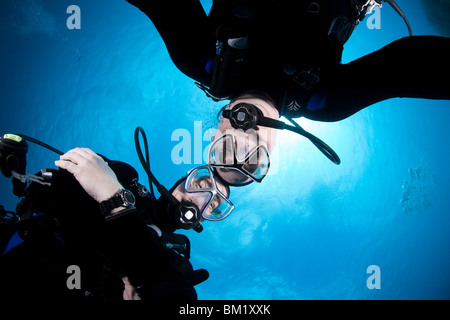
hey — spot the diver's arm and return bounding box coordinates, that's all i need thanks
[125,0,214,84]
[301,36,450,122]
[55,148,123,203]
[54,148,141,222]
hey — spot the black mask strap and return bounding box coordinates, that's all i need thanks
[222,103,341,165]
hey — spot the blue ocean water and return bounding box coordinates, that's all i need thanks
[1,0,449,299]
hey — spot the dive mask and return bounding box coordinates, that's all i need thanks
[208,134,270,186]
[184,165,234,221]
[211,103,339,186]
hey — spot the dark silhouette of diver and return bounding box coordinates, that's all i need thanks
[126,0,450,121]
[125,0,450,184]
[0,130,228,300]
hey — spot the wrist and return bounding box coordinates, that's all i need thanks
[99,189,136,219]
[97,185,123,203]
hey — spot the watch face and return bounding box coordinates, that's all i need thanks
[122,190,135,206]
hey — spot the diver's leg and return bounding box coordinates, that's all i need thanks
[302,36,450,122]
[126,0,214,84]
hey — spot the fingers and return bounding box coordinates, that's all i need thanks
[54,147,122,203]
[60,147,100,162]
[54,158,77,174]
[54,148,102,172]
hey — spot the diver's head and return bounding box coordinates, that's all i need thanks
[157,166,233,232]
[134,126,234,233]
[210,90,279,186]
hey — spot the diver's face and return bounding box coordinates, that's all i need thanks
[212,96,278,185]
[171,177,230,222]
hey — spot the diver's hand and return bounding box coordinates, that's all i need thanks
[55,148,123,203]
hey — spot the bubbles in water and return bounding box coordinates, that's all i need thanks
[1,0,58,37]
[400,159,436,213]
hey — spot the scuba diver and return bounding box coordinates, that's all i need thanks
[125,0,450,186]
[0,128,233,300]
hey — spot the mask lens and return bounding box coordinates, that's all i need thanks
[185,167,214,191]
[242,146,270,181]
[202,194,234,221]
[209,135,235,165]
[215,167,253,185]
[209,134,270,185]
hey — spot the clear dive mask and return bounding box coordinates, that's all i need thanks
[208,134,270,186]
[184,165,234,221]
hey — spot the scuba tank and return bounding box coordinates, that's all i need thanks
[0,134,29,197]
[196,4,254,101]
[197,0,413,107]
[0,129,205,233]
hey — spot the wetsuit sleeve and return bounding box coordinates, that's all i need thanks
[302,36,450,122]
[125,0,214,85]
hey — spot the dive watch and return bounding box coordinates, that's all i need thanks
[99,189,136,217]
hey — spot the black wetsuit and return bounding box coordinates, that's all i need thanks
[0,164,208,301]
[126,0,450,121]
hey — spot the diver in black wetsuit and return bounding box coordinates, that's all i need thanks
[125,0,450,185]
[126,0,450,120]
[0,130,233,300]
[1,158,204,301]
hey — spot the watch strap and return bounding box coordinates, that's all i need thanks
[99,189,135,217]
